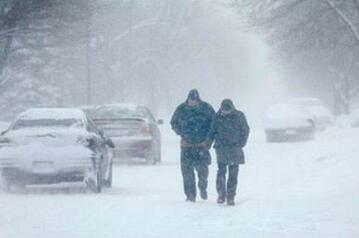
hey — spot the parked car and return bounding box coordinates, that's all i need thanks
[83,104,163,164]
[0,108,114,193]
[290,98,334,130]
[264,103,315,142]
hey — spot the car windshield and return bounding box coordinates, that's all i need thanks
[11,118,83,130]
[86,107,145,120]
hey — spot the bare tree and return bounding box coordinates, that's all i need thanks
[238,0,359,114]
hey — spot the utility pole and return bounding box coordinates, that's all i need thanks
[85,0,92,105]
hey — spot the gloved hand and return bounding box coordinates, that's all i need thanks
[181,139,190,148]
[200,140,212,150]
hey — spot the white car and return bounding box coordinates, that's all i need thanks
[264,103,315,142]
[0,108,114,193]
[290,98,334,130]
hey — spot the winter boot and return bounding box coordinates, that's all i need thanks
[200,190,208,200]
[186,196,196,202]
[217,196,225,204]
[227,198,235,206]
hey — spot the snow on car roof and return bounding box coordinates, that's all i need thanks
[18,108,85,120]
[266,103,310,117]
[80,105,101,110]
[290,98,323,106]
[81,103,145,111]
[102,103,140,110]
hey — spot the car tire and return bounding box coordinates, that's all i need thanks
[265,132,278,143]
[94,169,103,193]
[104,162,113,188]
[1,175,12,193]
[155,148,161,164]
[1,169,14,193]
[266,137,277,143]
[87,160,103,193]
[145,149,157,165]
[12,180,27,194]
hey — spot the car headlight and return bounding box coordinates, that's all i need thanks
[140,124,151,136]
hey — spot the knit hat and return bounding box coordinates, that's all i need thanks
[220,99,235,111]
[187,89,200,101]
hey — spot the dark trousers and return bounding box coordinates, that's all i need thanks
[181,147,210,199]
[216,162,239,199]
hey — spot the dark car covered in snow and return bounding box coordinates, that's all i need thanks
[83,104,163,164]
[0,108,114,193]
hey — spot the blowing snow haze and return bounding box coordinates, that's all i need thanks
[0,0,285,121]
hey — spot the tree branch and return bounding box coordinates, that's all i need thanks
[252,0,310,26]
[10,44,55,53]
[351,85,359,97]
[323,0,359,44]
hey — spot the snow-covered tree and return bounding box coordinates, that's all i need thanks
[0,0,91,119]
[237,0,359,114]
[0,0,281,119]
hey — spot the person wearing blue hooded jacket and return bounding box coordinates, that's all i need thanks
[170,89,215,202]
[209,99,250,206]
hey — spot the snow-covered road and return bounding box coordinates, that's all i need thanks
[0,127,358,238]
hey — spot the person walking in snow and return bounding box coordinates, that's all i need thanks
[170,89,215,202]
[209,99,250,206]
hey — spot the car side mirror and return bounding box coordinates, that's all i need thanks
[99,128,105,137]
[86,137,95,148]
[157,119,164,125]
[106,138,115,148]
[308,119,315,128]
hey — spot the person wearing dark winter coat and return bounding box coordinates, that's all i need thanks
[170,89,215,202]
[209,99,250,206]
